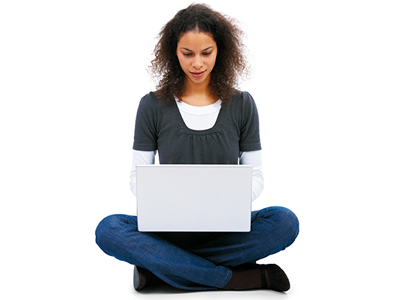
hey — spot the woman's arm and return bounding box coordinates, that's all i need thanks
[129,150,156,197]
[239,150,264,202]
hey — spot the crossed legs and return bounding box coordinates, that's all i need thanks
[95,206,299,291]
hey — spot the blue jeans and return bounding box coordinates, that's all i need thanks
[95,206,299,291]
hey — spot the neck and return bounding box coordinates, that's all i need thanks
[183,76,211,97]
[181,76,217,106]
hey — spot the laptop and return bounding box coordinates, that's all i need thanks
[136,164,252,232]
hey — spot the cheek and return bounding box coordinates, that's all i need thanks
[209,55,217,68]
[177,56,188,70]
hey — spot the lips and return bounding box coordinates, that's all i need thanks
[190,71,206,78]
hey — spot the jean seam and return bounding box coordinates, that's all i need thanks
[217,269,232,288]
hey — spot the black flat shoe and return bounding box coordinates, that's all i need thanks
[133,266,148,290]
[133,266,163,291]
[222,263,290,292]
[259,264,290,292]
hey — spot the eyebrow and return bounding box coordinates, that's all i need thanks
[181,46,214,52]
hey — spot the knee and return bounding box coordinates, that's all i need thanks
[95,214,125,252]
[258,206,300,246]
[273,206,299,245]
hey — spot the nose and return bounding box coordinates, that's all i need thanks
[192,55,203,69]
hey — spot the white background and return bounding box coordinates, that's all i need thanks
[1,0,399,299]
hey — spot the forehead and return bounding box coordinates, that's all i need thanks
[177,31,217,50]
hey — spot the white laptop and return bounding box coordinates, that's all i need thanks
[136,164,252,232]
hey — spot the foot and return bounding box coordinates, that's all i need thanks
[222,263,290,292]
[133,266,164,290]
[261,264,291,292]
[133,266,148,290]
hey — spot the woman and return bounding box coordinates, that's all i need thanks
[95,3,299,292]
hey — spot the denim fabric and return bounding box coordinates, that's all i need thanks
[95,206,299,291]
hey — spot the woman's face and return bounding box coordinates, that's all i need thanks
[176,31,218,87]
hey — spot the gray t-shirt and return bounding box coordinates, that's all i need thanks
[133,91,261,164]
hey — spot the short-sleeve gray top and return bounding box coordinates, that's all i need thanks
[133,91,261,164]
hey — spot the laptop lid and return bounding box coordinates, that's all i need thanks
[136,164,252,232]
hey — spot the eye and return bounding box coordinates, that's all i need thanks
[182,53,193,57]
[203,52,212,56]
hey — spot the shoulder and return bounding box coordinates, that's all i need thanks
[229,91,259,127]
[228,91,257,110]
[136,92,177,124]
[137,92,172,113]
[139,92,161,107]
[140,92,176,106]
[241,91,256,104]
[135,93,160,121]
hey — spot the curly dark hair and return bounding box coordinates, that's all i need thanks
[149,3,249,105]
